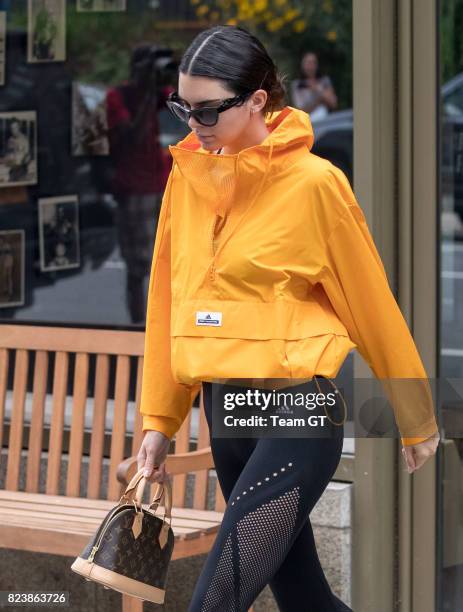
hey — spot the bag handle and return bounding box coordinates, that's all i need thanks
[121,467,173,548]
[119,468,152,504]
[120,467,172,518]
[135,473,173,520]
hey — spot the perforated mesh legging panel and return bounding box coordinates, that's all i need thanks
[187,381,354,612]
[201,533,236,612]
[236,486,300,610]
[195,481,302,612]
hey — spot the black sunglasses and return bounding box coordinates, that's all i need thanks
[166,91,253,127]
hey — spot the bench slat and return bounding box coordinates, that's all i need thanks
[6,349,28,491]
[67,352,89,497]
[0,497,223,526]
[26,350,48,493]
[46,351,68,495]
[0,348,8,452]
[87,353,109,498]
[172,406,192,508]
[193,392,210,510]
[0,507,220,533]
[0,490,224,521]
[131,356,144,458]
[108,354,130,500]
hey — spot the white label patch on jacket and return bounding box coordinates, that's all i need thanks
[196,311,222,326]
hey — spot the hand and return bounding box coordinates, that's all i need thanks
[401,430,440,473]
[137,430,171,484]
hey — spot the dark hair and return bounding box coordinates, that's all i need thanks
[179,25,287,117]
[299,51,322,81]
[129,42,155,77]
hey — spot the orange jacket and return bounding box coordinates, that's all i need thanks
[139,106,439,446]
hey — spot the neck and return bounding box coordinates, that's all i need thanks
[220,118,271,155]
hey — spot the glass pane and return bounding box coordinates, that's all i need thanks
[0,0,353,334]
[438,0,463,609]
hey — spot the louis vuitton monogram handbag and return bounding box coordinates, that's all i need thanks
[71,467,175,604]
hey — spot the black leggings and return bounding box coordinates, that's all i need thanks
[188,379,354,612]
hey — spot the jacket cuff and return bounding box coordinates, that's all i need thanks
[142,415,179,440]
[401,428,438,446]
[401,436,431,446]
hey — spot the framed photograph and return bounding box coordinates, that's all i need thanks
[0,230,25,309]
[0,12,6,86]
[71,81,109,156]
[0,111,37,187]
[76,0,126,12]
[28,0,66,63]
[38,195,80,272]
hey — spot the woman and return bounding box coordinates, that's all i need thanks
[136,25,440,611]
[290,51,337,121]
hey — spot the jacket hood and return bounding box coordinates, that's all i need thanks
[167,106,314,214]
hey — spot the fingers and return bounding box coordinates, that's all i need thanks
[145,462,167,484]
[402,447,416,473]
[136,434,170,485]
[402,442,437,473]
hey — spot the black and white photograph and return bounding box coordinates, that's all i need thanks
[0,12,6,86]
[0,111,37,187]
[38,195,80,272]
[0,230,25,308]
[27,0,66,63]
[76,0,127,12]
[71,81,109,156]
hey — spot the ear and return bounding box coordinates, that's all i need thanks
[249,89,268,114]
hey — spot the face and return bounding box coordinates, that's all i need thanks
[301,53,317,77]
[177,72,267,151]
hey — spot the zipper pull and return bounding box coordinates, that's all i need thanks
[88,545,98,563]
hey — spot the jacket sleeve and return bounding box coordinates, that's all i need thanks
[139,168,202,439]
[318,170,439,446]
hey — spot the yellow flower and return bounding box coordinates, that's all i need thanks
[327,29,337,41]
[266,17,284,31]
[255,0,268,11]
[293,18,306,32]
[274,0,287,6]
[283,8,299,21]
[226,17,238,25]
[195,4,209,16]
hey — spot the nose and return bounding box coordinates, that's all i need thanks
[188,114,202,130]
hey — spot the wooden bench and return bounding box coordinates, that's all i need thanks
[0,324,252,611]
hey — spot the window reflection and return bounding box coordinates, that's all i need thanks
[438,0,463,609]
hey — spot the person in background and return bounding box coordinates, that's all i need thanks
[106,43,173,323]
[290,51,338,121]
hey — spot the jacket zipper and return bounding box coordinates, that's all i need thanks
[209,214,220,280]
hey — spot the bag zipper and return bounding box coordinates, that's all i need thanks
[87,505,129,562]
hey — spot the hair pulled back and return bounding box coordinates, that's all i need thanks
[179,25,287,117]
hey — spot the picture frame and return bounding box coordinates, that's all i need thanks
[0,229,25,309]
[0,111,38,187]
[27,0,66,63]
[38,195,81,272]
